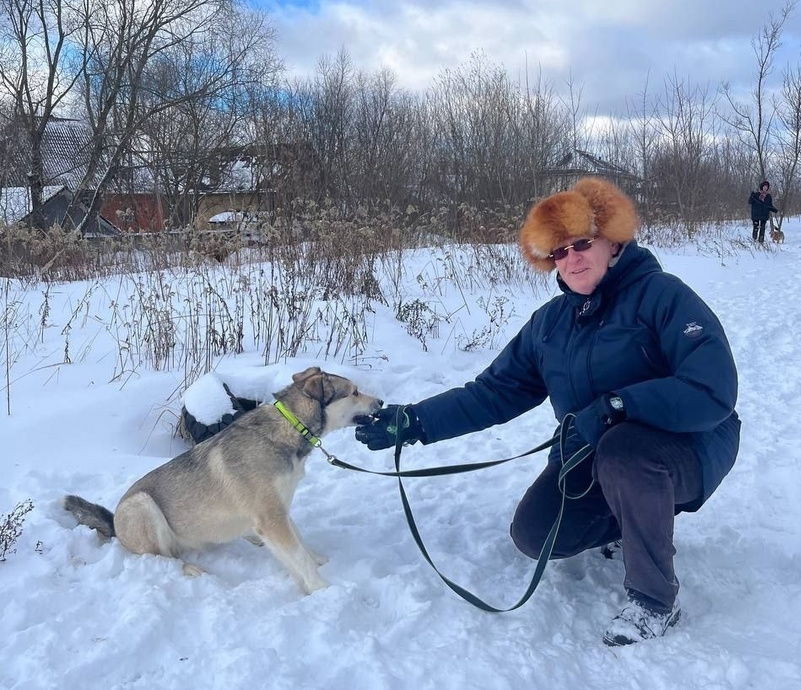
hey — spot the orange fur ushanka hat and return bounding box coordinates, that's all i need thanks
[519,177,639,272]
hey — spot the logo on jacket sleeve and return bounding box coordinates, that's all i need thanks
[683,322,703,338]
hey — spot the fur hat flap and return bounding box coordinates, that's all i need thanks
[519,177,639,272]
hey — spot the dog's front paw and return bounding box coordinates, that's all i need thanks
[300,572,329,594]
[182,562,207,577]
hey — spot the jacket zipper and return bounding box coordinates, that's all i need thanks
[567,297,593,405]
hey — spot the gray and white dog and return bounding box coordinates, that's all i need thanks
[62,367,383,594]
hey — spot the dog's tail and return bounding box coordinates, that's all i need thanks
[62,494,116,539]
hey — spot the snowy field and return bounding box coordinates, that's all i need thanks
[1,231,800,690]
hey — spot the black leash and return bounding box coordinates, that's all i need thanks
[325,435,560,477]
[326,411,594,613]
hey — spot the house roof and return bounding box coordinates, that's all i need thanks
[42,118,93,187]
[15,187,120,237]
[544,149,637,179]
[1,117,93,188]
[0,186,65,224]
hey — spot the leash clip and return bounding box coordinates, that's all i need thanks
[315,443,340,466]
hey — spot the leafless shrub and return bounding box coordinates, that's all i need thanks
[0,499,34,562]
[457,294,515,352]
[396,298,442,352]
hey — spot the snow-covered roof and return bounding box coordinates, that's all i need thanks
[208,211,246,224]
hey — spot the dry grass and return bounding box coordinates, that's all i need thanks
[0,205,752,415]
[0,204,542,410]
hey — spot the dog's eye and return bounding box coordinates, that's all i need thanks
[352,389,359,396]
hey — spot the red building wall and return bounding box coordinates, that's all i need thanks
[101,193,167,232]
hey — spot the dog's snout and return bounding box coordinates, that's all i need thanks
[376,398,384,408]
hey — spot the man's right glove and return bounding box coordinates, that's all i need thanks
[354,404,425,451]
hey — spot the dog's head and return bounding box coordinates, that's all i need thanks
[292,367,383,433]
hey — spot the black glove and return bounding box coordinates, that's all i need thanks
[354,405,425,451]
[572,394,626,447]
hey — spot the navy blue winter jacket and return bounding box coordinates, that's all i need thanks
[748,191,777,221]
[413,242,740,509]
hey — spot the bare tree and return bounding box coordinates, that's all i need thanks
[286,48,359,211]
[719,0,796,185]
[561,69,590,154]
[0,97,14,184]
[133,4,283,227]
[709,133,755,218]
[652,72,719,226]
[518,62,569,198]
[69,0,277,229]
[625,73,659,219]
[349,68,425,209]
[772,63,801,226]
[0,0,80,220]
[427,50,553,217]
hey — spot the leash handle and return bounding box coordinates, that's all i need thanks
[393,414,593,612]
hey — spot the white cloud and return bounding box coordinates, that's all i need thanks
[262,0,801,114]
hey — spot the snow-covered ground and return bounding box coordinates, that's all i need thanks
[1,232,800,689]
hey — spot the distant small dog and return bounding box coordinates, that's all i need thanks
[62,367,383,593]
[771,228,785,244]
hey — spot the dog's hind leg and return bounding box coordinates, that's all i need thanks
[114,492,183,558]
[115,492,209,576]
[255,513,328,594]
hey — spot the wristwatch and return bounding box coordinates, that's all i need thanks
[606,394,626,425]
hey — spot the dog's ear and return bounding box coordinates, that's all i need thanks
[301,374,335,404]
[292,366,322,383]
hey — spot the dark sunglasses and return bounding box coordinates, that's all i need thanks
[548,237,595,261]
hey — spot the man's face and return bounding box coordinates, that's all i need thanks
[554,236,618,296]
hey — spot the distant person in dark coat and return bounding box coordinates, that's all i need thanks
[356,178,740,647]
[748,180,778,243]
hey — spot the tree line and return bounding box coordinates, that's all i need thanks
[1,0,799,236]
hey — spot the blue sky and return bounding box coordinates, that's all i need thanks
[257,0,801,116]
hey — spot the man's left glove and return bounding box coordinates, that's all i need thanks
[354,405,425,451]
[572,394,626,447]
